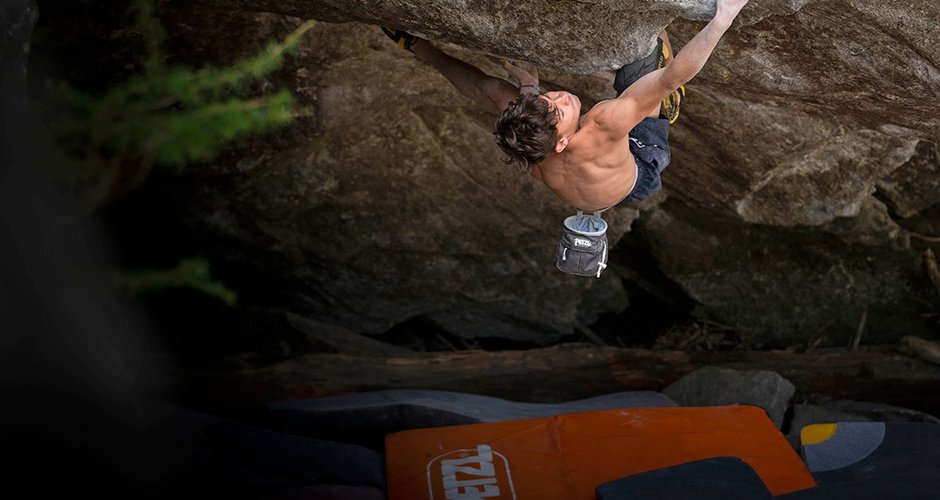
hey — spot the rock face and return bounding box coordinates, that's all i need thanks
[210,0,820,74]
[663,366,795,427]
[194,0,939,344]
[37,0,940,345]
[151,6,636,344]
[623,1,940,343]
[620,198,934,346]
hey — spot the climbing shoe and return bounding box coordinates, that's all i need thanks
[381,27,420,52]
[614,37,686,124]
[661,85,684,124]
[657,40,684,124]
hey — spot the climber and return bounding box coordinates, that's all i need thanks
[383,0,749,211]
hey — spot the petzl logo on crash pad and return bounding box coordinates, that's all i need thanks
[426,444,517,499]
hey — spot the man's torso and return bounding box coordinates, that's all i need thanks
[531,99,640,211]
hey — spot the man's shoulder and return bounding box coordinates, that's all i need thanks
[580,96,644,140]
[582,97,616,120]
[575,104,629,147]
[582,99,628,130]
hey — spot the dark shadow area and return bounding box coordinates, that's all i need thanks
[375,315,470,351]
[587,279,695,348]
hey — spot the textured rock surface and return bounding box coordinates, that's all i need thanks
[211,0,822,74]
[153,7,634,344]
[185,0,940,344]
[664,0,939,226]
[663,366,795,427]
[36,0,940,345]
[620,198,935,346]
[878,141,940,218]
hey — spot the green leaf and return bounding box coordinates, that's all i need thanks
[122,257,238,305]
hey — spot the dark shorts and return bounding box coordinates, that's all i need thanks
[622,117,671,203]
[612,37,671,204]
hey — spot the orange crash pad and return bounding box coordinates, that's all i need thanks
[386,405,815,499]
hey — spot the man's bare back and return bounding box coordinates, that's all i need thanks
[529,103,641,211]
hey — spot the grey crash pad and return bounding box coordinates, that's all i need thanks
[800,422,940,486]
[267,389,676,435]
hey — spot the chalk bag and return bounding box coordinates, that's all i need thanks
[556,210,608,278]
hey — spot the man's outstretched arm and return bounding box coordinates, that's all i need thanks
[594,0,749,136]
[412,40,521,114]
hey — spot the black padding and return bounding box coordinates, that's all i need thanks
[204,420,386,489]
[595,456,773,500]
[778,472,940,500]
[808,422,940,486]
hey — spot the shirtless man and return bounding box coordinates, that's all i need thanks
[384,0,749,211]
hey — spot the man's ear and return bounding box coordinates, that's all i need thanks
[555,136,569,153]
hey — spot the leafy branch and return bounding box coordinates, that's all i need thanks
[120,257,238,306]
[46,0,317,211]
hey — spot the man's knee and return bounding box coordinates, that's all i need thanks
[613,38,665,96]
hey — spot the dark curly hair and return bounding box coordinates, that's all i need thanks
[493,93,558,173]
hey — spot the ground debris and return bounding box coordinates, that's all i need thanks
[925,248,940,305]
[653,320,748,351]
[899,335,940,366]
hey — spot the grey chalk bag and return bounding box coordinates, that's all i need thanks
[556,210,608,278]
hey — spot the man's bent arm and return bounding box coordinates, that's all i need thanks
[413,41,519,114]
[594,0,748,137]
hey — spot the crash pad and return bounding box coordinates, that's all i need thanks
[268,389,676,435]
[386,405,815,499]
[800,422,940,486]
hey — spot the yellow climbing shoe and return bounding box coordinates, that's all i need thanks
[662,85,684,125]
[381,27,420,52]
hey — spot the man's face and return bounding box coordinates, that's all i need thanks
[540,91,581,138]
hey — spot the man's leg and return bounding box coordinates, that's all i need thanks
[614,31,680,119]
[628,31,674,204]
[410,40,517,114]
[643,31,675,118]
